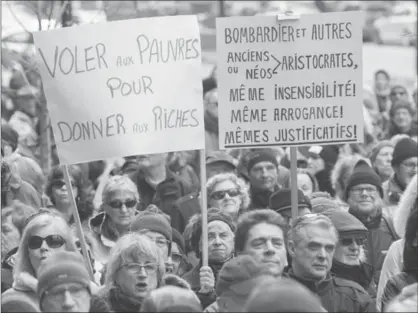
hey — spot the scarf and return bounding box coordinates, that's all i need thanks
[108,286,143,313]
[348,207,382,230]
[331,260,373,290]
[250,187,277,209]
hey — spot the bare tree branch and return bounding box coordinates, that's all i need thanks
[47,1,56,29]
[6,1,30,33]
[53,0,70,28]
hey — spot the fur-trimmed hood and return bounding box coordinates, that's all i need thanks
[393,174,417,238]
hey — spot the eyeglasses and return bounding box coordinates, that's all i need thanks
[401,162,418,170]
[391,91,406,96]
[211,188,239,200]
[44,285,87,299]
[121,263,157,275]
[28,235,65,250]
[351,187,378,195]
[147,236,169,248]
[108,199,137,210]
[51,180,76,189]
[340,238,366,246]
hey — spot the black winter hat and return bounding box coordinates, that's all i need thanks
[247,150,278,173]
[391,137,418,167]
[190,208,236,255]
[269,188,312,214]
[345,160,383,199]
[389,99,414,118]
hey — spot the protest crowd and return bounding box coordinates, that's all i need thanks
[1,4,418,313]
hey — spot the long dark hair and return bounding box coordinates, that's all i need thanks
[403,199,418,276]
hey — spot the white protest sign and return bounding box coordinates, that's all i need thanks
[216,11,364,149]
[33,16,204,165]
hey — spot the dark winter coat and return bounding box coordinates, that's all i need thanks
[348,209,397,286]
[286,270,377,312]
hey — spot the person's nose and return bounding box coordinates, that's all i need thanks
[39,240,49,252]
[138,266,147,278]
[264,240,275,255]
[62,290,75,309]
[317,247,326,260]
[120,204,128,213]
[213,235,222,245]
[349,241,359,251]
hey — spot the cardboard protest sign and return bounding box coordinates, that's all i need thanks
[216,11,364,149]
[33,16,204,165]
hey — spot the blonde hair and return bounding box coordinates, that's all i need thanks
[13,212,78,278]
[105,233,165,286]
[207,173,250,215]
[102,175,139,204]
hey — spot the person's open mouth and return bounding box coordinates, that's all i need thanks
[136,282,148,291]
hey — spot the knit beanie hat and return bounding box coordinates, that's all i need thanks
[1,123,19,152]
[172,228,186,255]
[246,150,278,173]
[1,291,40,312]
[140,286,202,312]
[322,209,368,238]
[311,197,339,214]
[131,207,173,243]
[244,277,324,312]
[216,254,271,297]
[37,251,91,306]
[368,140,394,165]
[391,137,418,167]
[390,99,414,118]
[190,208,236,256]
[345,160,383,199]
[269,188,311,214]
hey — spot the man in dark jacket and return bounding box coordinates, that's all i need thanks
[323,209,376,296]
[345,160,397,286]
[383,137,418,207]
[245,149,281,210]
[286,213,376,312]
[127,153,194,215]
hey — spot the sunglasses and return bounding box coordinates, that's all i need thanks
[52,180,76,189]
[211,188,240,200]
[28,235,65,250]
[340,237,366,246]
[108,199,137,210]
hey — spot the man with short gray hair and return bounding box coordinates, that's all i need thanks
[286,213,376,312]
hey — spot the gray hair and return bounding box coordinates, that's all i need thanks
[14,212,78,279]
[102,175,139,204]
[207,173,250,215]
[289,213,338,245]
[105,233,164,286]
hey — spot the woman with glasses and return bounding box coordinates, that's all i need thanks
[206,173,250,219]
[98,233,164,313]
[1,211,78,312]
[45,165,95,226]
[89,175,140,265]
[323,209,376,296]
